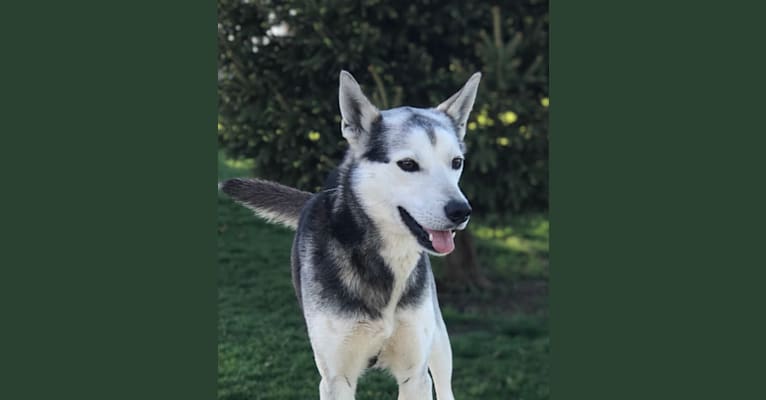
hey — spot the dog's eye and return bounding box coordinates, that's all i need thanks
[397,158,420,172]
[451,157,464,170]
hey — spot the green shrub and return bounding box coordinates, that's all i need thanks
[218,0,548,213]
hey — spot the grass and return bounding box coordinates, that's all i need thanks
[218,151,549,399]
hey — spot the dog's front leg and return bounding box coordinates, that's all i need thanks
[396,368,433,400]
[313,339,365,400]
[428,315,456,400]
[318,375,356,400]
[387,331,434,400]
[314,345,364,400]
[383,308,437,400]
[308,315,386,400]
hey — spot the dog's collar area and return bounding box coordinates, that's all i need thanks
[397,207,456,254]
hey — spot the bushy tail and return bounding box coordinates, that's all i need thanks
[220,178,312,230]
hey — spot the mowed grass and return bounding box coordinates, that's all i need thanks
[218,152,549,399]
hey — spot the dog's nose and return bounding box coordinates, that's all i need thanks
[444,200,472,224]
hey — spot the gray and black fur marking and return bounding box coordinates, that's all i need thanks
[400,107,465,150]
[362,116,389,163]
[402,108,440,145]
[294,159,402,318]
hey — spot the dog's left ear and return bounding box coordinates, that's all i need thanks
[437,72,482,140]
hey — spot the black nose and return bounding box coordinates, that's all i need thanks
[444,200,472,224]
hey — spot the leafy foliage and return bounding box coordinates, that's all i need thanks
[218,0,548,213]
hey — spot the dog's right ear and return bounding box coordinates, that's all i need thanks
[339,70,380,146]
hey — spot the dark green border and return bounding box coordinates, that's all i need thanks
[4,0,766,398]
[552,1,766,398]
[2,1,216,399]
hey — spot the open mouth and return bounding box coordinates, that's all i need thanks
[397,207,457,254]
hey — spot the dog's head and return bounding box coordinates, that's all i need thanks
[338,71,481,256]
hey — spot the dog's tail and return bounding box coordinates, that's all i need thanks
[220,178,312,230]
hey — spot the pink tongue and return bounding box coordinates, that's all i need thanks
[426,229,455,254]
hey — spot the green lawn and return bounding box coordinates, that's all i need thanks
[218,152,549,399]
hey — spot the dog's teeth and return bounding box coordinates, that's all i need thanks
[452,231,456,238]
[428,233,433,241]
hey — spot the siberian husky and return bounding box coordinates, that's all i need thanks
[221,70,481,400]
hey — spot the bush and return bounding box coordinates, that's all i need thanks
[218,0,548,214]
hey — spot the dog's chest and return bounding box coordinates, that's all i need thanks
[375,243,424,327]
[381,240,422,300]
[355,250,425,344]
[355,281,426,344]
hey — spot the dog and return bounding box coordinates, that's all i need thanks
[221,70,481,400]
